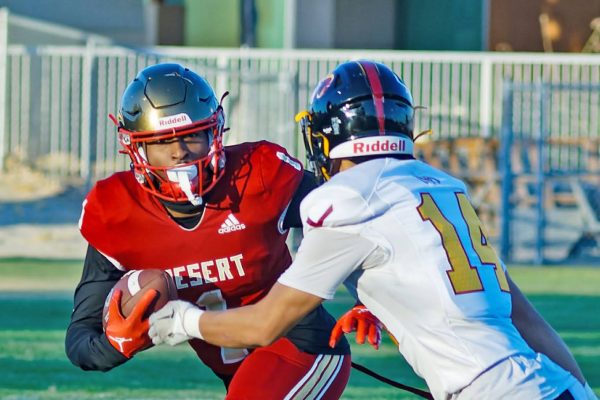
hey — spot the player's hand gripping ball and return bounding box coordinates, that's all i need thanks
[102,269,177,358]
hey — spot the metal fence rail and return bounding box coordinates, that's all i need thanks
[1,7,600,185]
[3,45,599,185]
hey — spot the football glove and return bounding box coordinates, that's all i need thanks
[104,288,157,358]
[148,300,204,346]
[329,305,382,350]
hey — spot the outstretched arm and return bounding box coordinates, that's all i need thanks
[203,283,323,347]
[150,229,377,349]
[508,274,586,384]
[150,283,323,348]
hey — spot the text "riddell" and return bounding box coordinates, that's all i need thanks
[353,140,405,153]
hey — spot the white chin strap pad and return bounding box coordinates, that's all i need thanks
[166,166,202,206]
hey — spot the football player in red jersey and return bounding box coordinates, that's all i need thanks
[65,63,352,399]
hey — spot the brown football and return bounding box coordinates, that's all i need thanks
[102,269,178,330]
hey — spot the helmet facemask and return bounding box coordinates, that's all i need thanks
[112,105,226,206]
[296,111,333,183]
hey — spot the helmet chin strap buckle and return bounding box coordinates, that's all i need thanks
[166,167,203,206]
[180,177,203,206]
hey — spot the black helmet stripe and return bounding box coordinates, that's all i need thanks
[357,60,386,135]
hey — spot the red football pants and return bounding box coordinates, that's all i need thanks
[226,337,351,400]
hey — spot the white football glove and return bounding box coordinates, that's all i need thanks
[148,300,204,346]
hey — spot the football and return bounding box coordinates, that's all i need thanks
[102,269,178,329]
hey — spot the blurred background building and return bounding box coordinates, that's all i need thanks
[0,0,598,52]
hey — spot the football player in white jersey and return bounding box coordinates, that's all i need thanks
[149,60,596,400]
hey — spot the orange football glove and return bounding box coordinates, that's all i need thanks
[104,289,158,358]
[329,305,382,350]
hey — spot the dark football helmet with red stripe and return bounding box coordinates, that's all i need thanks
[296,60,415,181]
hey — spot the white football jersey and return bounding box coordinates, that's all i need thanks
[278,157,573,399]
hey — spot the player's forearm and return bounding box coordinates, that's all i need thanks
[65,323,127,371]
[66,248,127,370]
[198,283,323,348]
[199,304,284,348]
[149,284,323,348]
[508,276,586,384]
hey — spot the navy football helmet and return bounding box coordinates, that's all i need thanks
[296,60,415,181]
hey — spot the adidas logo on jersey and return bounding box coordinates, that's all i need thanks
[218,214,246,234]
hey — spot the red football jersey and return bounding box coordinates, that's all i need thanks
[80,141,304,376]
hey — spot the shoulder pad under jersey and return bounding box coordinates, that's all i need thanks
[252,140,303,192]
[254,140,303,171]
[79,172,137,249]
[300,182,387,230]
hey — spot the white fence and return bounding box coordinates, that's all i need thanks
[1,13,599,184]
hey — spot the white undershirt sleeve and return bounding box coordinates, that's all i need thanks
[278,228,378,299]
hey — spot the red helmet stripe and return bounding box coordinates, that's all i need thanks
[358,61,386,135]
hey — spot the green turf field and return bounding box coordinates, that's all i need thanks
[0,259,598,399]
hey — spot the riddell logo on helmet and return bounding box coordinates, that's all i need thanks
[158,113,192,129]
[353,139,405,154]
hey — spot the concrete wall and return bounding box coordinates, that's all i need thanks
[0,0,148,45]
[184,0,285,48]
[296,0,485,50]
[395,0,486,50]
[184,0,240,47]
